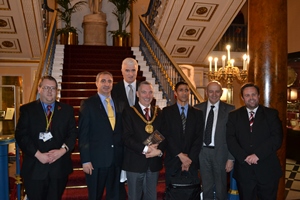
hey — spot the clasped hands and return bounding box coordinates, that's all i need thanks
[145,144,162,158]
[178,153,192,171]
[35,149,66,164]
[244,154,259,165]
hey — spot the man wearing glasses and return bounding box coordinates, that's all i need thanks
[15,75,77,200]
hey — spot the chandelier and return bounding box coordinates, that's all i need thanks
[208,45,248,104]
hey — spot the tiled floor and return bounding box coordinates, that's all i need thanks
[285,159,300,199]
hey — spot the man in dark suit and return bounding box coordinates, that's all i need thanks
[226,82,283,200]
[15,75,77,200]
[78,71,125,200]
[161,81,204,188]
[194,81,235,200]
[112,57,139,107]
[122,81,165,200]
[111,57,139,199]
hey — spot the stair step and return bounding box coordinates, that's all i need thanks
[61,75,145,83]
[62,69,143,76]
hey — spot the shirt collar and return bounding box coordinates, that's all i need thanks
[207,100,220,109]
[124,80,136,89]
[246,106,259,114]
[138,102,151,112]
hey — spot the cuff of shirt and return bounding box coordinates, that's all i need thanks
[142,146,148,154]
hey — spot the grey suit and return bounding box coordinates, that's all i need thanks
[194,101,235,200]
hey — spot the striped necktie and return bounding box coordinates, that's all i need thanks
[249,111,254,132]
[144,107,150,121]
[181,107,186,134]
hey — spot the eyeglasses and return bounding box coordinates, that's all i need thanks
[42,86,57,91]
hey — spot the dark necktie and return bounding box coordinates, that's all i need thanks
[144,108,150,121]
[47,105,52,120]
[249,111,254,132]
[181,107,186,134]
[204,105,215,146]
[128,84,134,106]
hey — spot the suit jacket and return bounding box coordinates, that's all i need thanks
[161,104,204,171]
[15,100,77,180]
[226,105,283,183]
[122,104,165,173]
[195,101,235,163]
[78,94,125,168]
[111,80,140,107]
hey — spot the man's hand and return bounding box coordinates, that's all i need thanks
[35,150,51,164]
[83,162,94,175]
[48,148,66,164]
[145,146,161,158]
[178,153,192,167]
[225,160,234,172]
[244,154,259,165]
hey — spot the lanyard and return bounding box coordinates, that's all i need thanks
[43,103,54,131]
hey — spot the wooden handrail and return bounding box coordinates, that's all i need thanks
[29,10,57,102]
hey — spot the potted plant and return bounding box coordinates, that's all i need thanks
[56,0,87,45]
[108,0,138,46]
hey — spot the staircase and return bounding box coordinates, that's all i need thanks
[53,45,166,200]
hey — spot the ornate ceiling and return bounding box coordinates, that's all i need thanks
[153,0,246,65]
[0,0,45,60]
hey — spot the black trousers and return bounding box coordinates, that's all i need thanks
[23,175,68,200]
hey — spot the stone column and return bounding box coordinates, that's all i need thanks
[248,0,287,199]
[82,12,107,45]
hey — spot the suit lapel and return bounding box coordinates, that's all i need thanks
[171,104,183,131]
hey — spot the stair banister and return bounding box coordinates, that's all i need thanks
[139,16,204,106]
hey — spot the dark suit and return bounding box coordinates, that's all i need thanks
[78,94,125,200]
[195,101,235,200]
[122,104,165,199]
[112,80,140,107]
[15,100,77,200]
[161,103,204,187]
[226,105,283,199]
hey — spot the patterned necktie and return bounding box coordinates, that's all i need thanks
[181,107,186,134]
[144,107,150,121]
[106,98,115,130]
[249,111,254,132]
[128,84,134,106]
[46,105,52,120]
[204,105,215,146]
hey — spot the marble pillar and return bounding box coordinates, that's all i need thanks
[82,12,107,45]
[248,0,287,199]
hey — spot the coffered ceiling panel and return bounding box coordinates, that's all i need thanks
[0,0,44,60]
[154,0,247,65]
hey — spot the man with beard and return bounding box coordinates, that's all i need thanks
[226,82,283,200]
[161,81,204,189]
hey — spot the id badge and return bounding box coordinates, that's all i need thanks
[39,132,53,142]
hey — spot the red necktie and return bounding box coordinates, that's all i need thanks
[144,108,150,121]
[47,105,52,120]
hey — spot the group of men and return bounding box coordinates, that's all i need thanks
[15,57,283,200]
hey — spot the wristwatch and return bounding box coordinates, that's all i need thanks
[158,151,163,157]
[61,144,69,152]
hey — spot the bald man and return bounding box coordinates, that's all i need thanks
[194,81,235,200]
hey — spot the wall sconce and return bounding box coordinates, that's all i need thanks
[287,88,298,102]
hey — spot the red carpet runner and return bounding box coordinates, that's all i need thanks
[59,45,165,200]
